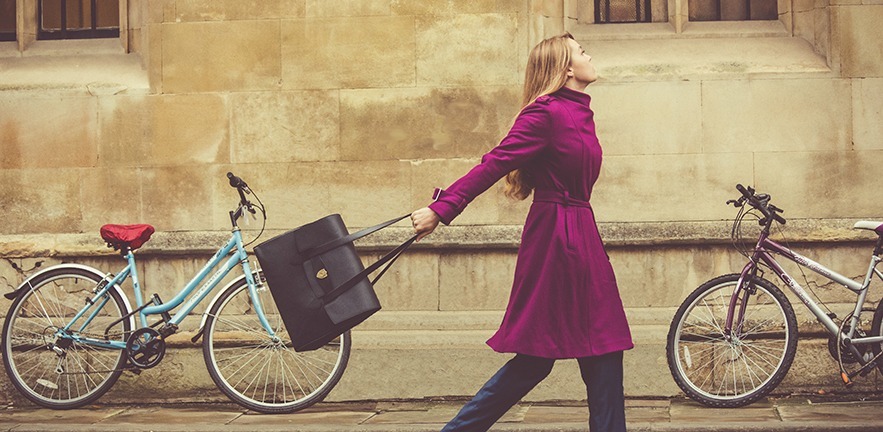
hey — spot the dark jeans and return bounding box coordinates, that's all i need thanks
[440,351,626,432]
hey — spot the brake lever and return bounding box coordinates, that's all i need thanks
[727,197,746,208]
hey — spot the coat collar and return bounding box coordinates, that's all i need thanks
[553,86,592,106]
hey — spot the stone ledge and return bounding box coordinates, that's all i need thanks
[0,219,876,258]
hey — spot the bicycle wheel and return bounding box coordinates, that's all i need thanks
[867,299,883,374]
[666,273,797,407]
[203,275,351,413]
[2,268,130,409]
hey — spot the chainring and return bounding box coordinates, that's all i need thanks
[828,329,868,364]
[126,327,166,369]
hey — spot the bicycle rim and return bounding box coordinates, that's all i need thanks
[203,279,350,413]
[669,275,796,406]
[2,270,128,408]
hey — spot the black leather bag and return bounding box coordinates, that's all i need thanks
[254,213,415,352]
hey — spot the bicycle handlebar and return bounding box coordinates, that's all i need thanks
[733,184,786,226]
[226,172,258,224]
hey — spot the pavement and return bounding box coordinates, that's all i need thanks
[3,396,883,432]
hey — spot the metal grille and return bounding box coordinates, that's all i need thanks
[689,0,777,21]
[0,0,14,41]
[38,0,119,40]
[595,0,651,23]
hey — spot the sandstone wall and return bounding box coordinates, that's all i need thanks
[0,0,882,404]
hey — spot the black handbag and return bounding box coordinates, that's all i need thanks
[254,213,416,352]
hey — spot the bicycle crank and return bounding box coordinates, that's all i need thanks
[126,328,166,369]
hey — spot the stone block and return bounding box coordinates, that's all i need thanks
[0,258,62,318]
[593,153,754,222]
[590,81,702,156]
[613,246,723,309]
[174,0,306,21]
[409,158,531,226]
[99,93,229,166]
[438,251,515,311]
[835,5,883,77]
[162,20,281,93]
[416,14,520,86]
[340,86,520,161]
[853,78,883,150]
[210,161,412,231]
[141,166,216,231]
[754,150,883,219]
[701,79,852,153]
[149,94,228,164]
[306,0,390,16]
[281,16,415,89]
[0,95,97,169]
[146,23,162,93]
[138,254,242,320]
[363,252,439,311]
[0,169,83,234]
[230,90,340,163]
[391,0,519,15]
[79,168,142,231]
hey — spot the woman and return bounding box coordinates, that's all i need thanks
[410,32,633,432]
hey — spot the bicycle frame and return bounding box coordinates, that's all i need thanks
[59,228,275,350]
[726,228,883,347]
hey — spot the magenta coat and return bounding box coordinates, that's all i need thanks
[428,86,634,359]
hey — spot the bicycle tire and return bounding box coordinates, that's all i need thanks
[867,299,883,374]
[2,268,130,409]
[202,275,351,413]
[666,273,798,407]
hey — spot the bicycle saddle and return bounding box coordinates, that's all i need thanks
[854,221,883,237]
[100,224,155,251]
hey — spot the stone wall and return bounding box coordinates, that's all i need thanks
[1,0,882,405]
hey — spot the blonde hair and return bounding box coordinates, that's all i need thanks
[504,32,575,200]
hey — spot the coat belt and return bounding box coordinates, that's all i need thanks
[532,190,591,208]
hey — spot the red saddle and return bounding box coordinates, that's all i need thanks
[100,224,155,251]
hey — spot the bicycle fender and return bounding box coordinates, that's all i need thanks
[4,263,136,330]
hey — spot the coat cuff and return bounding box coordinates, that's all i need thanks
[428,188,464,226]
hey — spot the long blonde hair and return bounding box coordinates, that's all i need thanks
[504,32,575,200]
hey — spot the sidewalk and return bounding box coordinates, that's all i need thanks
[3,396,883,432]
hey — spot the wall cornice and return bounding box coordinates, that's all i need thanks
[0,218,875,258]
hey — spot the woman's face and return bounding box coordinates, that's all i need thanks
[566,38,597,87]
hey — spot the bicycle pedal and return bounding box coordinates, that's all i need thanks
[841,372,854,387]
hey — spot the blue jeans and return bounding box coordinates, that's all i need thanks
[441,351,626,432]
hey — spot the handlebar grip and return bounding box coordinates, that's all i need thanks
[227,172,248,189]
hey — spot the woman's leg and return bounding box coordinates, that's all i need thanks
[441,354,555,432]
[577,351,626,432]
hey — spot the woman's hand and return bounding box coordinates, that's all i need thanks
[411,207,441,242]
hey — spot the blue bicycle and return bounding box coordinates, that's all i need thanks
[1,173,351,413]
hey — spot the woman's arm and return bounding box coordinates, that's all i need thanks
[427,99,552,225]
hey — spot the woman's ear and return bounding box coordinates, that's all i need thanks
[566,67,574,77]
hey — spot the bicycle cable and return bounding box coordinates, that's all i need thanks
[242,187,267,248]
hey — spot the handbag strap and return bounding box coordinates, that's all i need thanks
[321,233,418,303]
[293,213,412,265]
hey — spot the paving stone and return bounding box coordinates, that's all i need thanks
[522,405,588,424]
[362,406,457,424]
[0,407,125,424]
[626,406,670,423]
[231,410,374,426]
[669,398,779,423]
[96,406,243,425]
[777,401,883,424]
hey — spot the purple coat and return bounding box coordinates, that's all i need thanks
[429,86,634,359]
